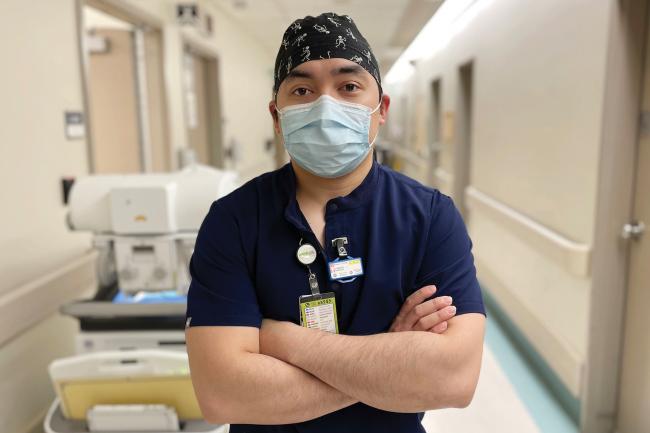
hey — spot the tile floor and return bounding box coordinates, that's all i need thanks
[422,308,579,433]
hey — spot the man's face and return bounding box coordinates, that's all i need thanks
[269,58,390,145]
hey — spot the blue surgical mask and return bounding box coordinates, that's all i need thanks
[276,94,381,178]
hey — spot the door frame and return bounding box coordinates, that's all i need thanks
[180,32,225,168]
[74,0,166,173]
[582,0,648,432]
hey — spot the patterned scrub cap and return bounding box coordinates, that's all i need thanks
[273,12,382,98]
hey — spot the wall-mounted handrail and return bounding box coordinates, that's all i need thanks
[0,251,97,347]
[465,186,592,277]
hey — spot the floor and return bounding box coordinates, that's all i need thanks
[422,306,579,433]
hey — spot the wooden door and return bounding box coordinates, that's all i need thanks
[88,29,141,173]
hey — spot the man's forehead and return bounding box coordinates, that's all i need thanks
[285,59,373,81]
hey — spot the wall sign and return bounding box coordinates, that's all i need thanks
[64,111,85,140]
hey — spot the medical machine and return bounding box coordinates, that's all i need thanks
[44,350,227,433]
[61,163,238,352]
[44,164,237,433]
[66,163,238,295]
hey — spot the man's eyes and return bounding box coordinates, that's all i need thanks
[342,83,360,92]
[292,87,312,96]
[290,83,360,97]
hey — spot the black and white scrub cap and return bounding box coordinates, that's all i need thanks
[273,12,382,98]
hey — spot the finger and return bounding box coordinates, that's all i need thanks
[430,321,448,334]
[402,296,453,329]
[413,305,457,331]
[398,285,437,317]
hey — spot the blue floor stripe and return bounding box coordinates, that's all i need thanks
[484,302,579,433]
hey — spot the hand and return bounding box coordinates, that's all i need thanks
[389,285,456,333]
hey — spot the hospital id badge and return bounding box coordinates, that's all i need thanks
[299,292,339,334]
[328,257,364,281]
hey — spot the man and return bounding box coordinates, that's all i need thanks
[185,12,486,433]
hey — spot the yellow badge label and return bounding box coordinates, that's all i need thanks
[299,293,339,334]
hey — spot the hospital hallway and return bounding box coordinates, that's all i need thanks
[1,1,649,433]
[422,302,578,433]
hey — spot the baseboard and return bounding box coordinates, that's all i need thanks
[482,282,581,425]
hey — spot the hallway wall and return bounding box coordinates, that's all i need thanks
[383,0,612,399]
[0,3,93,431]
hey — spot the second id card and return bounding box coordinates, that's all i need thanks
[298,292,339,334]
[328,257,364,281]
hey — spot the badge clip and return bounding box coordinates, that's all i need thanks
[308,271,320,295]
[328,236,363,283]
[331,237,348,258]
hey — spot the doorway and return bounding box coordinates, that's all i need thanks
[182,46,224,167]
[454,61,474,217]
[81,3,170,174]
[429,78,442,188]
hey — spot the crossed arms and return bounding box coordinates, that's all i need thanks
[185,285,485,425]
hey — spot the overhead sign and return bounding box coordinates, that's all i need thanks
[176,4,199,26]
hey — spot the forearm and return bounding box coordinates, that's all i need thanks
[204,350,356,424]
[270,325,464,412]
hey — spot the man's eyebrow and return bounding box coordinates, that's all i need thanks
[331,65,366,76]
[285,69,313,81]
[283,64,367,82]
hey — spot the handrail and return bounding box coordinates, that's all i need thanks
[0,251,97,347]
[388,145,429,168]
[465,186,592,277]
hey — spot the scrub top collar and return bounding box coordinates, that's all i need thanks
[282,157,380,233]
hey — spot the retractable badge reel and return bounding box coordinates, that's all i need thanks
[328,237,364,283]
[296,239,339,334]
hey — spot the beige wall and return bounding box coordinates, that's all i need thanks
[0,1,278,432]
[0,0,93,297]
[0,3,94,432]
[0,312,85,433]
[384,0,612,398]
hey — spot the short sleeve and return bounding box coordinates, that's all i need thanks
[185,200,263,328]
[414,193,487,317]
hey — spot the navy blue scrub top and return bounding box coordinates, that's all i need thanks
[186,159,487,433]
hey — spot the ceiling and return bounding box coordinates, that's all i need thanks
[209,0,444,76]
